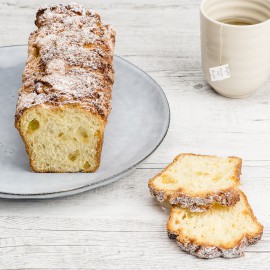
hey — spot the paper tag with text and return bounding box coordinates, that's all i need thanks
[209,64,230,82]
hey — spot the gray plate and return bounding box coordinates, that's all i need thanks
[0,45,170,199]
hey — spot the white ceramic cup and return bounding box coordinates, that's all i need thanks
[200,0,270,98]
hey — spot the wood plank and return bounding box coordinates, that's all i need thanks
[0,214,269,269]
[0,168,268,219]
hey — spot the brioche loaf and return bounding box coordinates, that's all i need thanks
[167,191,263,258]
[15,3,115,172]
[149,153,242,211]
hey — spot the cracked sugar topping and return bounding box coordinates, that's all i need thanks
[16,2,115,120]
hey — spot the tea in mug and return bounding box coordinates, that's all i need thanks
[218,17,259,25]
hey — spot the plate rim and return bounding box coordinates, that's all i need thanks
[0,44,170,199]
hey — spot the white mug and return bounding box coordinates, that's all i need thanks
[200,0,270,98]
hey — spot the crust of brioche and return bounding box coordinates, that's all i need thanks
[148,153,242,212]
[15,103,105,173]
[167,191,264,259]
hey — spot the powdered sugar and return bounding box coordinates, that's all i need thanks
[16,3,115,120]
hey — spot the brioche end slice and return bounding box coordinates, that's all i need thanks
[149,153,242,212]
[167,191,263,259]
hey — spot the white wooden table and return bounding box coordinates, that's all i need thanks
[1,0,270,269]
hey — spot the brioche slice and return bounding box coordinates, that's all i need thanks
[167,191,263,259]
[149,153,242,212]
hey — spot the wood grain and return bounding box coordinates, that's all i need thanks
[0,0,270,269]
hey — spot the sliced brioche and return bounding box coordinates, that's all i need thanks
[167,191,263,258]
[149,153,242,212]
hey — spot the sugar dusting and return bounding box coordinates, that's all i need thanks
[16,2,115,120]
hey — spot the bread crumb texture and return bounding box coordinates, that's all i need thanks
[18,105,104,172]
[151,154,241,195]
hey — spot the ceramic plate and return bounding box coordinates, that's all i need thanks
[0,45,170,199]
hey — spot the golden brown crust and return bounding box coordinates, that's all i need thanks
[15,103,105,173]
[167,191,264,258]
[229,155,242,183]
[148,153,242,211]
[15,3,115,123]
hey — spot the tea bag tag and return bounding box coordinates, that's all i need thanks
[209,64,230,82]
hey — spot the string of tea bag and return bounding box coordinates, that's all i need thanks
[209,23,230,82]
[219,23,224,64]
